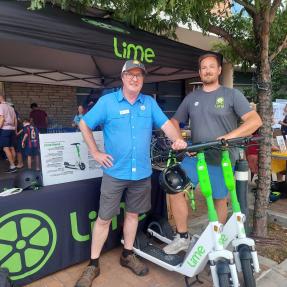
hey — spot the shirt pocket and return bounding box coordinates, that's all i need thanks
[107,112,130,129]
[137,109,152,129]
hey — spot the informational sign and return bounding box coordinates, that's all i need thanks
[273,101,287,129]
[39,132,104,186]
[276,135,287,152]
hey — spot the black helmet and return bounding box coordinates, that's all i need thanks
[14,170,42,190]
[159,164,191,195]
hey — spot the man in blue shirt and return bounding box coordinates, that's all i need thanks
[75,60,187,287]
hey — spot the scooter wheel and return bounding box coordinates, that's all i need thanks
[147,218,174,240]
[241,259,256,287]
[216,260,231,287]
[218,273,230,287]
[79,163,86,170]
[134,231,149,250]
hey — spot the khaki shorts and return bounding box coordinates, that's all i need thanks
[98,173,151,220]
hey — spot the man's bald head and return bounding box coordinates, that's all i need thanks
[0,95,5,103]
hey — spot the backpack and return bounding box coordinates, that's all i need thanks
[0,268,13,287]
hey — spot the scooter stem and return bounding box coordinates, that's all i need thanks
[221,150,241,213]
[197,152,218,222]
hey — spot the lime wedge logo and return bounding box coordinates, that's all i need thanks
[0,209,57,280]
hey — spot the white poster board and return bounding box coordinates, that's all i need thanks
[39,131,104,186]
[276,135,287,152]
[272,102,287,129]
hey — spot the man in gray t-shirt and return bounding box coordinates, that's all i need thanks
[163,53,262,255]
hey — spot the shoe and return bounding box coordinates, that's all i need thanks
[163,233,197,254]
[74,265,100,287]
[120,254,149,276]
[16,165,24,169]
[5,167,17,173]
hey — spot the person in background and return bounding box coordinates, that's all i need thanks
[72,105,85,130]
[0,95,17,173]
[279,104,287,140]
[75,59,187,287]
[30,102,48,133]
[22,119,40,170]
[6,99,25,169]
[165,53,262,255]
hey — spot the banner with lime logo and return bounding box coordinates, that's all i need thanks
[0,172,165,286]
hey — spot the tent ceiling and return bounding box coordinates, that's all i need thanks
[0,1,215,88]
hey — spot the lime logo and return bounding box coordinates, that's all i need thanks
[215,97,224,109]
[71,202,146,242]
[0,209,57,280]
[81,18,130,34]
[114,37,155,63]
[186,245,205,267]
[218,234,228,245]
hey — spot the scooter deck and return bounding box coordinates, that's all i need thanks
[141,244,184,266]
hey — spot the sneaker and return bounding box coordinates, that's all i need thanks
[5,167,17,173]
[163,233,197,254]
[75,265,100,287]
[120,254,149,276]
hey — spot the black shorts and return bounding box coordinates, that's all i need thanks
[0,129,15,148]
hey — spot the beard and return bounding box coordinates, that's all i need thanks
[201,74,218,84]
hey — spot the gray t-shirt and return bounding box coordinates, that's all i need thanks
[173,86,252,165]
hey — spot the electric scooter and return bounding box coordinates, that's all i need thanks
[127,138,257,287]
[64,143,86,170]
[220,137,263,287]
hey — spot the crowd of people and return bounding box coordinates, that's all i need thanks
[0,98,46,173]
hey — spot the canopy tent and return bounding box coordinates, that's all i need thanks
[0,1,216,88]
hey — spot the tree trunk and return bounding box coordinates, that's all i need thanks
[252,6,272,237]
[253,71,272,237]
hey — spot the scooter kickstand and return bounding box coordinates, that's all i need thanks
[184,275,204,287]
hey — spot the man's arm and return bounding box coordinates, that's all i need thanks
[219,110,262,140]
[79,119,113,168]
[161,119,187,150]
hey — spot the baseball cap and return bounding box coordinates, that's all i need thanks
[122,59,146,74]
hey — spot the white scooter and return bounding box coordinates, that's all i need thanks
[123,138,257,287]
[220,138,263,287]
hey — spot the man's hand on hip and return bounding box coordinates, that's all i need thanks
[92,151,114,168]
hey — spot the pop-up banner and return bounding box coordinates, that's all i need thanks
[39,132,104,186]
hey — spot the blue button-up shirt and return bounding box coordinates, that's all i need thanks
[83,89,168,180]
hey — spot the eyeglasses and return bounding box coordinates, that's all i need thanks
[124,72,144,80]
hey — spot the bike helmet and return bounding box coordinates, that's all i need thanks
[159,163,191,195]
[14,170,43,190]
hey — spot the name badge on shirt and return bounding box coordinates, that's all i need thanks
[120,109,130,115]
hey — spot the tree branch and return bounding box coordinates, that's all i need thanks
[234,0,256,16]
[270,33,287,61]
[207,25,256,62]
[270,0,281,23]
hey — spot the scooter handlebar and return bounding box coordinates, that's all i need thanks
[185,136,264,153]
